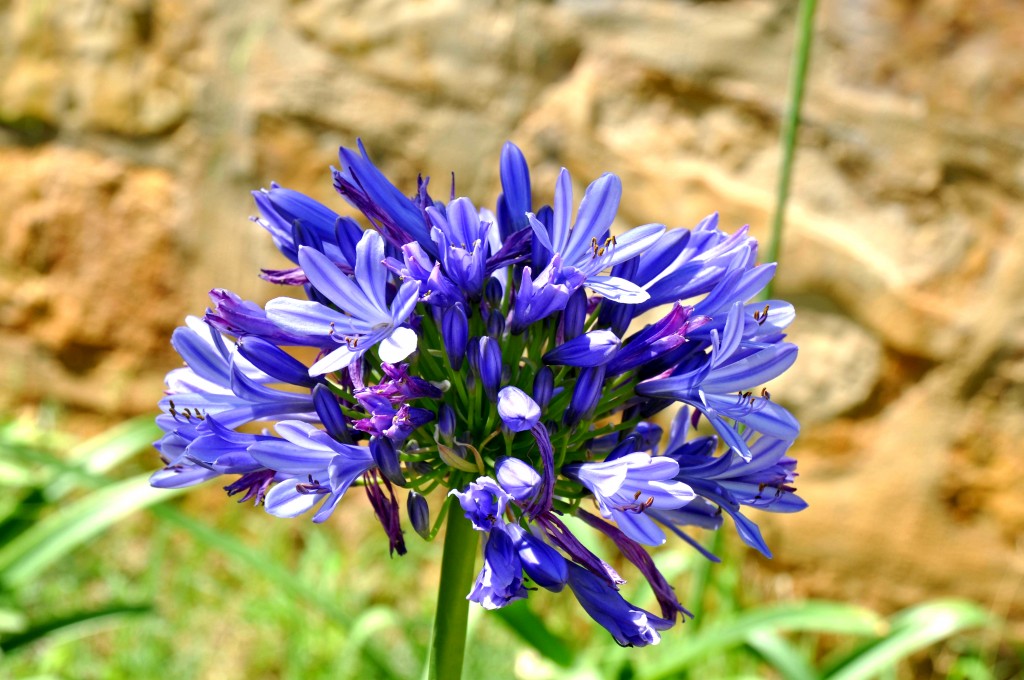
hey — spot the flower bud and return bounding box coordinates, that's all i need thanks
[507,524,568,592]
[496,456,541,501]
[407,491,431,539]
[533,366,554,410]
[487,309,506,338]
[371,436,406,487]
[543,329,621,368]
[562,288,587,341]
[497,387,540,433]
[437,403,456,442]
[313,384,350,442]
[478,336,502,401]
[598,258,639,336]
[442,303,469,370]
[565,366,606,426]
[484,277,504,307]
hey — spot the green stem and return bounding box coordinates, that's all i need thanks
[764,0,817,298]
[427,498,479,680]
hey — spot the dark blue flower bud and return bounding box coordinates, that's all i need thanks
[530,205,553,272]
[237,336,317,387]
[371,436,406,487]
[487,309,506,338]
[484,277,504,307]
[544,330,621,368]
[565,366,607,426]
[407,491,431,539]
[478,336,502,402]
[562,288,588,341]
[533,366,554,410]
[438,403,456,442]
[507,524,568,592]
[466,336,481,378]
[598,258,640,336]
[500,141,532,233]
[313,384,350,442]
[442,303,469,370]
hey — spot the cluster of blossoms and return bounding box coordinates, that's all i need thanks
[152,140,805,646]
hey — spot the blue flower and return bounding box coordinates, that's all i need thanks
[565,453,695,546]
[467,528,529,610]
[266,230,420,374]
[154,138,807,638]
[636,302,800,460]
[566,563,672,647]
[249,420,376,523]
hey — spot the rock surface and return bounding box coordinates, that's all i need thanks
[2,0,1024,626]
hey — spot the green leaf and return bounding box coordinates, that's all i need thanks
[643,601,885,680]
[746,629,820,680]
[147,505,354,629]
[0,475,183,588]
[0,607,27,634]
[494,599,576,668]
[0,604,150,653]
[47,417,161,500]
[824,599,992,680]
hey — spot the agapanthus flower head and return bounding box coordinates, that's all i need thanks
[152,139,804,645]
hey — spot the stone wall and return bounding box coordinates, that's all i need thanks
[3,0,1023,623]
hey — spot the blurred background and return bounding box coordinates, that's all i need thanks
[2,0,1023,677]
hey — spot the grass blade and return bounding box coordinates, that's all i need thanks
[0,604,150,653]
[0,475,183,588]
[644,601,885,680]
[746,629,820,680]
[824,599,992,680]
[494,599,576,667]
[148,505,354,629]
[47,417,161,500]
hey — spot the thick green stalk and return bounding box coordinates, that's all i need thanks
[764,0,817,299]
[426,498,479,680]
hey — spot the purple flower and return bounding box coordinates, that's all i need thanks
[450,477,511,532]
[333,140,434,253]
[467,528,528,610]
[526,169,665,306]
[565,452,695,546]
[252,183,361,267]
[637,302,800,460]
[266,230,420,375]
[159,317,313,430]
[427,197,492,296]
[566,563,672,647]
[249,420,376,523]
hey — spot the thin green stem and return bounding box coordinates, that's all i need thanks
[426,498,479,680]
[764,0,817,299]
